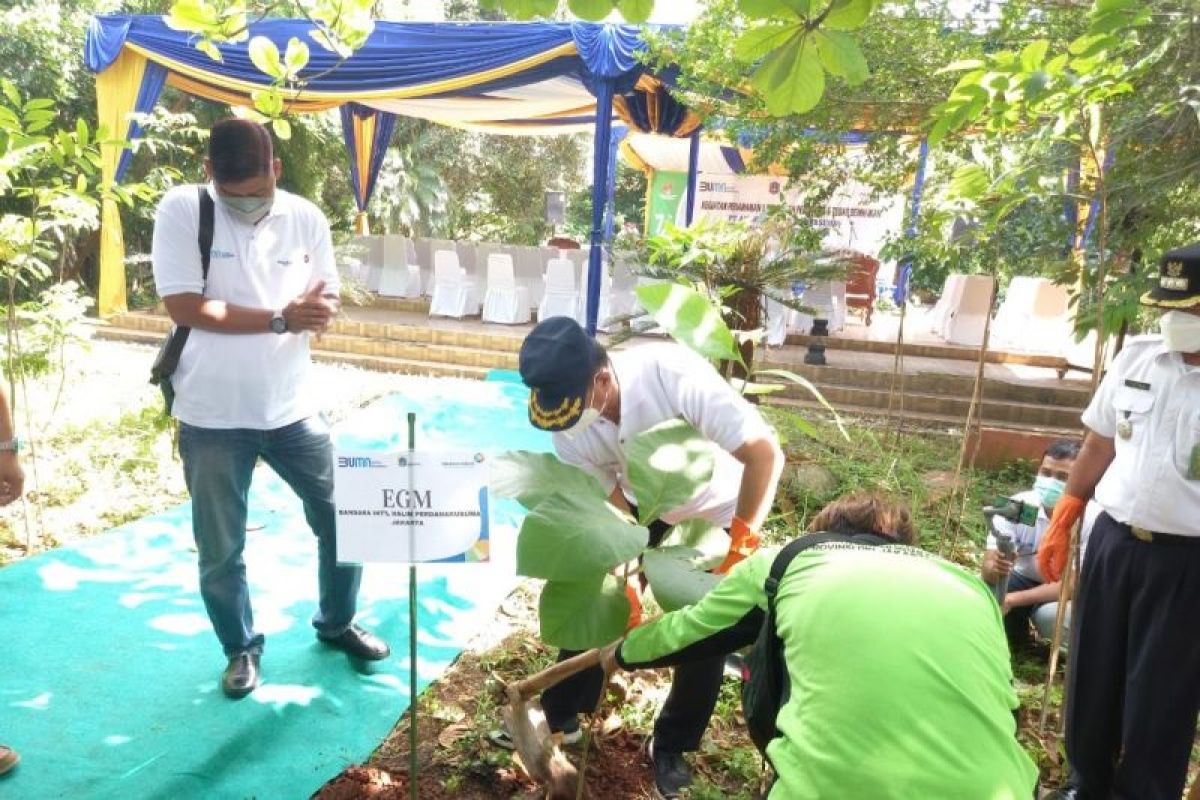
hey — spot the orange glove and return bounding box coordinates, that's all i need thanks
[713,516,761,575]
[1036,495,1087,582]
[624,582,642,632]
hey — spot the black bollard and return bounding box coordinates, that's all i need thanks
[804,318,828,365]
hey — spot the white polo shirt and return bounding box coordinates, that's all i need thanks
[987,489,1100,582]
[1081,335,1200,535]
[553,343,775,526]
[151,184,339,430]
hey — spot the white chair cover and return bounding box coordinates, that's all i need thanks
[350,235,383,291]
[538,257,579,322]
[378,235,422,298]
[481,254,532,324]
[428,249,480,318]
[607,254,640,320]
[941,274,994,346]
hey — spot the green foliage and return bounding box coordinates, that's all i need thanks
[625,418,716,525]
[635,281,741,364]
[491,450,608,509]
[496,421,715,649]
[2,282,93,385]
[641,546,722,611]
[538,574,630,649]
[516,493,648,581]
[372,125,450,237]
[165,0,376,137]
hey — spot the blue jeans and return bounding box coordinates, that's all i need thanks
[179,417,361,656]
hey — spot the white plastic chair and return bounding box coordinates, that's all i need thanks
[481,254,532,324]
[538,257,579,322]
[428,249,480,318]
[378,235,422,298]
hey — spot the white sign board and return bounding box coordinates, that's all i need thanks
[687,171,905,260]
[333,450,490,564]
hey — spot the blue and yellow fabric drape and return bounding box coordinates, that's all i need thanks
[85,14,669,330]
[340,104,398,235]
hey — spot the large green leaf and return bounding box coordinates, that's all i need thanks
[1019,40,1048,72]
[568,0,616,20]
[734,23,800,64]
[740,0,811,18]
[284,37,310,76]
[490,450,608,510]
[814,29,868,85]
[539,574,630,650]
[643,546,722,612]
[635,282,741,364]
[625,419,715,526]
[517,493,648,580]
[616,0,653,23]
[501,0,559,16]
[948,162,989,200]
[821,0,876,31]
[248,36,285,80]
[754,34,825,115]
[659,518,729,561]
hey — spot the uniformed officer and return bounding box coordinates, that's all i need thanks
[1039,243,1200,799]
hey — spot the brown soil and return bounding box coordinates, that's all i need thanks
[311,587,670,800]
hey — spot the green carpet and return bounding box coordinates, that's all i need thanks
[0,377,549,799]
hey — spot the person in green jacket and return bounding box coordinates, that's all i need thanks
[601,493,1038,799]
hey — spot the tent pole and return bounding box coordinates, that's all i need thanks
[684,129,700,227]
[585,80,615,337]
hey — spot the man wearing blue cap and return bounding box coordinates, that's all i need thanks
[516,316,784,799]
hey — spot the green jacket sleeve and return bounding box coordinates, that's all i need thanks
[618,548,776,670]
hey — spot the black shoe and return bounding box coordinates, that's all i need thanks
[647,737,692,800]
[318,623,390,660]
[221,651,261,699]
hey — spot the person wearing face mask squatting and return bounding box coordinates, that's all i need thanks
[980,439,1100,650]
[511,317,784,800]
[1038,244,1200,800]
[151,119,388,700]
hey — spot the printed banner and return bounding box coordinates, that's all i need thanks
[687,173,905,260]
[333,450,489,564]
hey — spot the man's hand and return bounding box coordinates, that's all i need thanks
[283,280,338,334]
[0,451,24,507]
[982,549,1014,583]
[1036,495,1087,582]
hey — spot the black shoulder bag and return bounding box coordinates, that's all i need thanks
[743,530,893,757]
[149,186,214,413]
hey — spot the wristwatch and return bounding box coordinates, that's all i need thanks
[269,312,288,334]
[0,438,21,452]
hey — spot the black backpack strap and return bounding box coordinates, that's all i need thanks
[149,186,215,388]
[197,184,214,282]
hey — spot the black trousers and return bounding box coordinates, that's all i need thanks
[1065,512,1200,800]
[540,518,726,753]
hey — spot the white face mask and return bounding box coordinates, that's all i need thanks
[1159,310,1200,353]
[563,374,609,440]
[218,192,274,225]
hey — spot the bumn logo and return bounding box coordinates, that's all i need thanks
[337,456,385,468]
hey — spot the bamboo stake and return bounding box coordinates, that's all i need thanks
[1039,519,1082,736]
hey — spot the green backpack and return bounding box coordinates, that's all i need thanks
[743,531,893,756]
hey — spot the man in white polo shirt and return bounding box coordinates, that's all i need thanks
[151,119,388,700]
[517,316,784,799]
[1039,244,1200,800]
